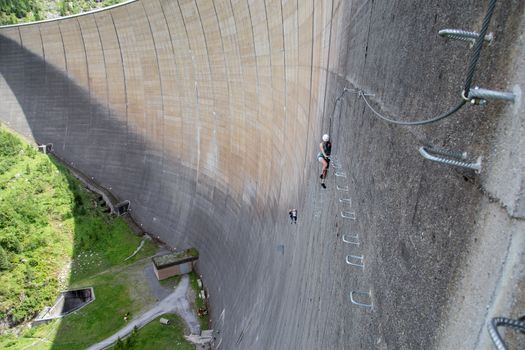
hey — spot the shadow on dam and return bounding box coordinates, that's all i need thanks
[0,31,286,349]
[0,0,524,348]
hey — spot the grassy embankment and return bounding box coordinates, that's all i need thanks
[0,126,195,349]
[189,271,209,330]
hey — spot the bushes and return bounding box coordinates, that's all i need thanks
[0,130,23,157]
[0,247,9,271]
[0,0,43,25]
[0,127,156,336]
[0,128,68,325]
[0,234,22,253]
[0,158,15,175]
[0,0,127,25]
[113,326,138,350]
[58,0,125,16]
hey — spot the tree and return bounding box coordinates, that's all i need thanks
[124,326,139,348]
[114,337,124,350]
[0,0,44,25]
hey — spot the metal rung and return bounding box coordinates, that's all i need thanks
[335,172,347,177]
[337,185,349,191]
[346,255,364,269]
[419,147,481,172]
[467,86,515,103]
[350,290,372,308]
[439,29,493,43]
[339,198,352,205]
[342,233,359,245]
[341,211,356,219]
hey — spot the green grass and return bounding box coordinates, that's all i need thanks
[0,128,198,349]
[107,314,193,350]
[0,261,158,350]
[0,128,75,325]
[47,266,154,349]
[69,216,156,282]
[0,126,155,326]
[0,126,159,349]
[189,271,209,330]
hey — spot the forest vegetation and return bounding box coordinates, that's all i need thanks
[0,125,155,334]
[0,0,125,25]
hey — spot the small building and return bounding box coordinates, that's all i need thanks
[152,248,199,280]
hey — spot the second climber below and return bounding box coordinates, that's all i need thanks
[318,134,331,188]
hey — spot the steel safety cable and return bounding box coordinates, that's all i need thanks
[352,0,497,126]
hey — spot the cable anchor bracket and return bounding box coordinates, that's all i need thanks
[419,146,481,172]
[463,86,516,106]
[439,29,493,44]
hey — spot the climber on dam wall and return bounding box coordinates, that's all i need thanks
[318,134,331,188]
[288,208,298,224]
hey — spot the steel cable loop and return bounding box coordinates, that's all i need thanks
[488,317,525,350]
[359,92,467,126]
[337,0,497,126]
[463,0,498,98]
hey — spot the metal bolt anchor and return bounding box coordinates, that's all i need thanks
[425,146,467,160]
[438,29,493,44]
[419,146,481,172]
[466,86,515,103]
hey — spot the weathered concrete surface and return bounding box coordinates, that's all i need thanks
[0,0,524,349]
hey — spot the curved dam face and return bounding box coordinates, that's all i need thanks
[1,0,524,349]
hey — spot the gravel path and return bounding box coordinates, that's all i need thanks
[85,275,199,350]
[143,264,172,301]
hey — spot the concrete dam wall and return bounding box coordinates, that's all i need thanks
[1,0,524,349]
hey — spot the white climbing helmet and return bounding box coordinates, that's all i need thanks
[322,134,330,142]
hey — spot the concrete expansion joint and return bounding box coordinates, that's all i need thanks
[472,222,524,349]
[477,183,525,221]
